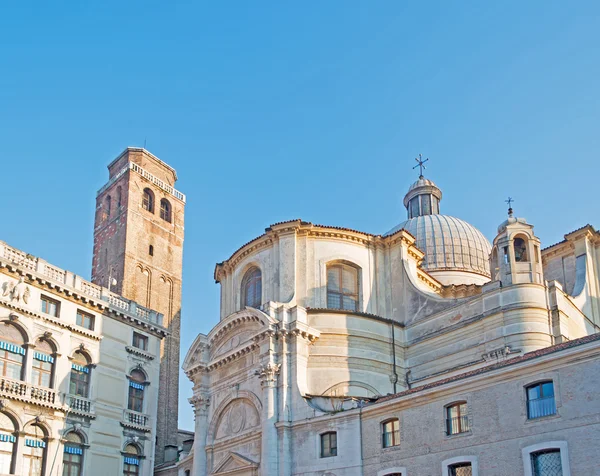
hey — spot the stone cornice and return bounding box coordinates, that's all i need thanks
[0,266,167,339]
[0,299,102,341]
[214,222,423,282]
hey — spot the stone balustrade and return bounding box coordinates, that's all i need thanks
[0,240,164,327]
[0,376,58,407]
[67,394,94,415]
[122,409,151,431]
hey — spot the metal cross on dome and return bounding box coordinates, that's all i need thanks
[413,154,429,177]
[505,197,514,208]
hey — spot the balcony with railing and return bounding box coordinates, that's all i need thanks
[0,241,165,329]
[66,394,95,416]
[122,409,151,432]
[0,376,59,408]
[446,415,471,435]
[527,396,556,419]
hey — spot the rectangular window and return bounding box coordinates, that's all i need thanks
[382,419,400,448]
[320,432,337,458]
[132,333,148,351]
[449,463,472,476]
[527,382,556,419]
[327,264,359,312]
[446,402,470,435]
[76,310,95,331]
[531,449,562,476]
[40,296,60,317]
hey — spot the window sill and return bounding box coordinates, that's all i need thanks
[382,444,401,452]
[525,413,560,424]
[445,430,473,439]
[126,346,154,360]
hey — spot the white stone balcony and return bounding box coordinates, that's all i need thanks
[66,394,95,417]
[121,409,152,432]
[0,376,60,409]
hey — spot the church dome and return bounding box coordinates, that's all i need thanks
[385,215,492,278]
[385,163,492,284]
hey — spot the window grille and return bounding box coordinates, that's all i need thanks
[448,463,472,476]
[446,403,470,435]
[531,449,562,476]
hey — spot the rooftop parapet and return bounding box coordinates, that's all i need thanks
[0,240,165,330]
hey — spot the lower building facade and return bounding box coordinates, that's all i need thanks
[0,240,167,475]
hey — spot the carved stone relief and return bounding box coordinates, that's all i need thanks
[215,399,260,440]
[2,277,30,304]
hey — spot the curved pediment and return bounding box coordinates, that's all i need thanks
[208,307,277,348]
[182,333,209,373]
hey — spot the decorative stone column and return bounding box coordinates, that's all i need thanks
[255,363,280,476]
[189,394,210,476]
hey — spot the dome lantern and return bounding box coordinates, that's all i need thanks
[403,154,443,219]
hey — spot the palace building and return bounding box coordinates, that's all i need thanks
[0,147,186,476]
[0,240,166,475]
[172,164,600,476]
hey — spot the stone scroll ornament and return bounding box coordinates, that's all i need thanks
[254,363,281,386]
[2,277,30,304]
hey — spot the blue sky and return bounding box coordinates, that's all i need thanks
[1,2,599,431]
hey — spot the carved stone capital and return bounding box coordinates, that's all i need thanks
[189,394,210,417]
[254,363,281,387]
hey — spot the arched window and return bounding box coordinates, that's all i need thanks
[31,339,55,388]
[514,236,529,262]
[142,188,154,213]
[128,369,146,413]
[69,352,91,398]
[123,444,141,476]
[526,381,556,419]
[116,186,122,208]
[242,267,262,308]
[23,422,47,476]
[0,412,16,474]
[159,199,172,223]
[0,322,26,381]
[62,432,84,476]
[382,418,400,448]
[105,196,112,218]
[446,402,470,435]
[327,263,359,311]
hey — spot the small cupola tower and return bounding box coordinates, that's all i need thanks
[490,200,543,285]
[403,154,443,219]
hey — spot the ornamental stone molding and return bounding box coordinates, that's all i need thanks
[254,363,281,387]
[2,277,30,304]
[189,394,210,416]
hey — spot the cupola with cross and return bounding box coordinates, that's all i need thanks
[385,154,492,285]
[490,198,543,285]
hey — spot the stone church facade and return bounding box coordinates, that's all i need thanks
[173,173,600,476]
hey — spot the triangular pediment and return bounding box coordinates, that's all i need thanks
[213,452,259,475]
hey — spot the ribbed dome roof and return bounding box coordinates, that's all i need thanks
[385,215,492,277]
[408,177,438,192]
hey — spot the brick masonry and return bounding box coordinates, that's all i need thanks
[92,148,185,465]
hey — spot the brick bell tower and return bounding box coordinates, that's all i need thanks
[91,147,185,465]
